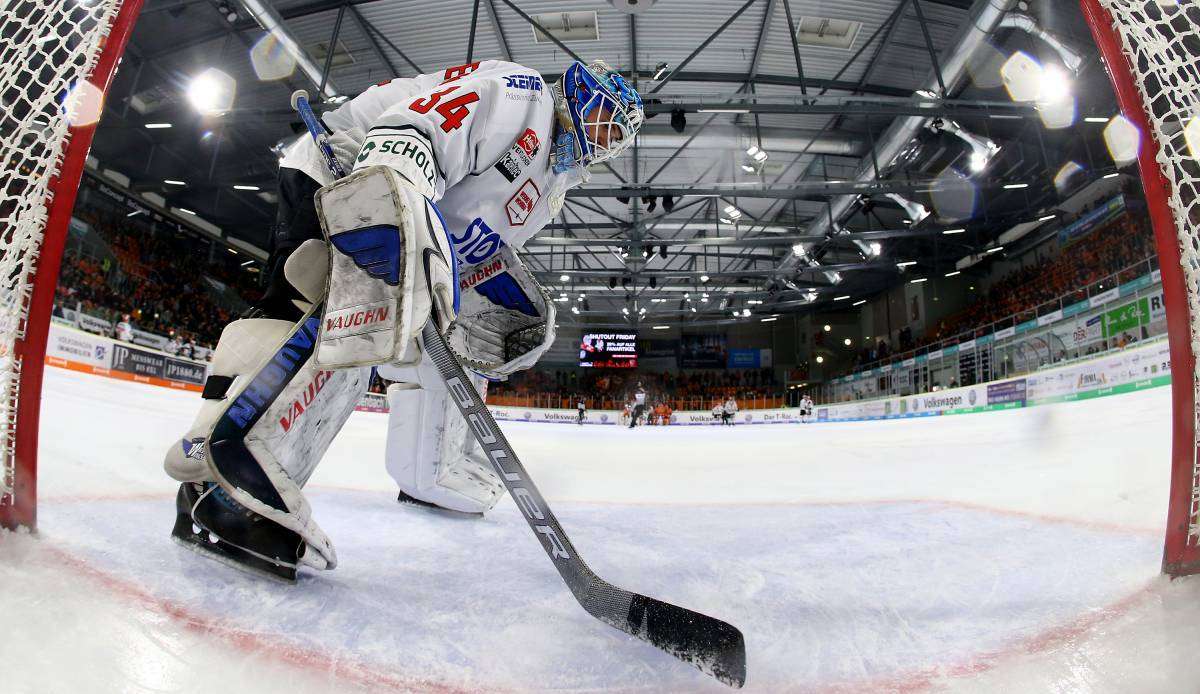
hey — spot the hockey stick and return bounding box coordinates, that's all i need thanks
[291,90,746,688]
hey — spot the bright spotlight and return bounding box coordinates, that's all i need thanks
[187,68,236,115]
[867,242,882,257]
[816,355,824,364]
[792,242,806,255]
[1038,65,1072,104]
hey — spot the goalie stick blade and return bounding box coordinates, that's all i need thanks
[420,323,747,688]
[626,594,747,688]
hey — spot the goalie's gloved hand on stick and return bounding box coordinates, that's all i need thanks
[327,126,366,175]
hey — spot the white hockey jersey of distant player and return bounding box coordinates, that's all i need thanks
[280,60,583,263]
[115,319,132,342]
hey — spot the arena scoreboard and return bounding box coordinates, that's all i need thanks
[579,332,638,368]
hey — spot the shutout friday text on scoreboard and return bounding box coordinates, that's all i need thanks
[579,332,638,368]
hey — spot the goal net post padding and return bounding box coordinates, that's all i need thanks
[0,0,144,530]
[1081,0,1200,577]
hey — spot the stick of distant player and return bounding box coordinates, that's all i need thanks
[290,89,746,688]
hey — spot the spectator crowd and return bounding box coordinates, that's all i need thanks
[53,197,265,357]
[853,208,1156,369]
[488,366,781,412]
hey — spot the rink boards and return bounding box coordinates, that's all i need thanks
[42,321,1173,426]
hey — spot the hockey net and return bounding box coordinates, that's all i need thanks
[1082,0,1200,576]
[0,0,142,530]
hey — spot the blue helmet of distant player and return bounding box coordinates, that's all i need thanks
[558,60,644,169]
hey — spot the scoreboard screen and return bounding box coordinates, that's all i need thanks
[579,332,638,368]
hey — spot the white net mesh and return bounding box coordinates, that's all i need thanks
[1095,0,1200,549]
[0,0,123,510]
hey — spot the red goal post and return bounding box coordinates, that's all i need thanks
[0,0,144,531]
[1081,0,1200,577]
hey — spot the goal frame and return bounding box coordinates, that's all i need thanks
[1081,0,1200,577]
[0,0,145,531]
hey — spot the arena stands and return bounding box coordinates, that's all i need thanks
[488,367,784,411]
[54,197,263,352]
[853,208,1156,370]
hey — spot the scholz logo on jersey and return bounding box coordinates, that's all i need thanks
[503,74,543,91]
[356,130,438,190]
[506,179,541,226]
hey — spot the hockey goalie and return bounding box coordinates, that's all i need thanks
[162,59,644,581]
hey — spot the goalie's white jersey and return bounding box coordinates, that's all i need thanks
[280,60,583,261]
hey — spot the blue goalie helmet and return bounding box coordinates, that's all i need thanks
[559,60,644,169]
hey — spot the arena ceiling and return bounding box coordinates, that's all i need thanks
[90,0,1119,328]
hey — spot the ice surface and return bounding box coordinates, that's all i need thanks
[2,367,1198,693]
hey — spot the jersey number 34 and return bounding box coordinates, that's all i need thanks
[409,86,480,133]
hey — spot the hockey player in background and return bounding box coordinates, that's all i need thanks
[722,396,738,426]
[629,383,647,429]
[162,58,644,580]
[576,397,586,425]
[799,393,814,423]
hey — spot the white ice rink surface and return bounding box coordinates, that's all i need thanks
[3,366,1200,693]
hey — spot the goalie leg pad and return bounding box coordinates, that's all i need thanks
[165,238,330,484]
[206,305,370,570]
[315,165,457,369]
[378,351,505,515]
[447,244,555,378]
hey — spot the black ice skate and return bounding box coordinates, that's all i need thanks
[396,489,483,518]
[171,482,306,582]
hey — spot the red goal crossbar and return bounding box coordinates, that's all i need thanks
[1081,0,1200,576]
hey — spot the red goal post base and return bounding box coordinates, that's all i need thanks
[0,0,145,532]
[1081,0,1200,577]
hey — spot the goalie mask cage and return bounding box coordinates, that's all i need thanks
[0,0,143,530]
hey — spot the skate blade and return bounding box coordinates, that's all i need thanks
[171,531,298,584]
[396,491,483,520]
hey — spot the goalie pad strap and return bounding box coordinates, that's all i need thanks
[202,375,234,400]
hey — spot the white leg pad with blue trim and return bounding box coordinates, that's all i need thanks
[378,350,505,515]
[314,165,457,369]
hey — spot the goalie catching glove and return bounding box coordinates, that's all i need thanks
[446,244,555,378]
